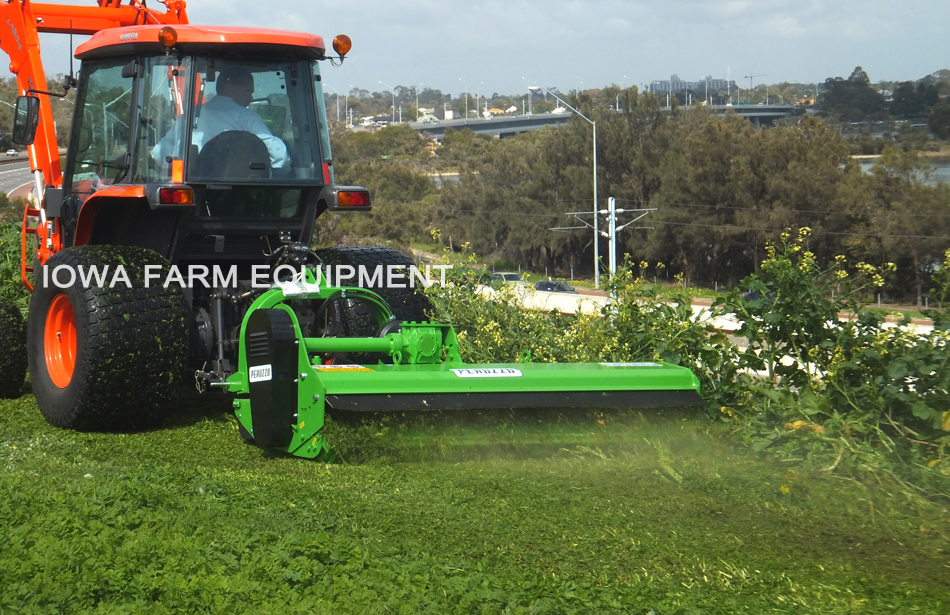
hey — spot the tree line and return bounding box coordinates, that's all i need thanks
[324,84,950,305]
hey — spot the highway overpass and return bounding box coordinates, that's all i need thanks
[409,105,800,139]
[409,113,573,139]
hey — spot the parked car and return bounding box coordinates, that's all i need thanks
[490,272,528,286]
[534,280,578,294]
[6,149,17,157]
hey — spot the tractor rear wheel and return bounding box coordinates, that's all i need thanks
[0,298,27,399]
[27,246,189,431]
[316,246,432,335]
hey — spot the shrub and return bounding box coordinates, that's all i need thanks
[427,230,950,495]
[0,222,29,312]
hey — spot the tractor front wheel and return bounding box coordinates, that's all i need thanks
[28,246,188,431]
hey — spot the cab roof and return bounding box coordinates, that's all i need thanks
[76,25,326,60]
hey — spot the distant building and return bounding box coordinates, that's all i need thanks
[649,75,736,94]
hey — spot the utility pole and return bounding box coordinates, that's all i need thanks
[604,198,655,278]
[607,197,618,275]
[552,199,655,281]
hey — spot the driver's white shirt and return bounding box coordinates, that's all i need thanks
[151,95,289,170]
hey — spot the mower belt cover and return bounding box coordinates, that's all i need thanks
[228,284,703,459]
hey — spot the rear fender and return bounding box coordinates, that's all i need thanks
[74,186,147,246]
[74,188,181,260]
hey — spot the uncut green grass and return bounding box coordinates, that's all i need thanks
[1,393,949,614]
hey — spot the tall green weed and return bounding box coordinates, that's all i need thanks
[715,230,950,496]
[0,222,29,312]
[426,231,950,497]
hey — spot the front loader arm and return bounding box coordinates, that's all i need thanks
[33,0,188,35]
[0,0,188,288]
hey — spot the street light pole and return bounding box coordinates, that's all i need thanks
[459,78,468,120]
[379,81,396,123]
[529,86,600,289]
[478,81,484,118]
[324,84,341,121]
[416,83,422,121]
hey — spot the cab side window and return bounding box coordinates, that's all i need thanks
[135,56,193,182]
[67,60,134,202]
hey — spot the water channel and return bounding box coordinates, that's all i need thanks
[858,156,950,186]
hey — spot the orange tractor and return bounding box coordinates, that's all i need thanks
[0,0,701,455]
[0,0,422,428]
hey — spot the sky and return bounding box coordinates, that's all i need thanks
[33,0,950,98]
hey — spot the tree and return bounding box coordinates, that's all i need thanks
[821,67,885,121]
[866,147,950,305]
[647,114,862,286]
[890,81,939,118]
[929,101,950,140]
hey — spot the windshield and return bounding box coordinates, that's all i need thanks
[145,56,325,185]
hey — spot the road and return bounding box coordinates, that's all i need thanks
[0,160,35,198]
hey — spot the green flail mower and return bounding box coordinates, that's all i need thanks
[228,276,703,460]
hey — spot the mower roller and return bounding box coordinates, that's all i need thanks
[229,276,702,459]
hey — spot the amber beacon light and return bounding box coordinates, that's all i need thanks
[158,26,178,47]
[332,34,351,57]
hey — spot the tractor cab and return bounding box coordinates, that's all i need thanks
[14,25,366,261]
[70,53,327,211]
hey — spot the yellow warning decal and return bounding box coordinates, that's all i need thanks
[312,364,375,372]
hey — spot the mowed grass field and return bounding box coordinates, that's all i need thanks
[1,392,949,614]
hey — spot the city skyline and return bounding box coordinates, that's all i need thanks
[28,0,949,98]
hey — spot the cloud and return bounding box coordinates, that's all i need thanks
[716,1,751,17]
[32,0,950,93]
[764,15,806,37]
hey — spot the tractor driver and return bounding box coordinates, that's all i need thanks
[151,66,289,174]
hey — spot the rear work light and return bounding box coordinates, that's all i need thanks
[158,187,194,205]
[337,190,370,208]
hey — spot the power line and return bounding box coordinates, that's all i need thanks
[382,193,950,220]
[613,198,950,219]
[427,208,950,239]
[653,220,950,240]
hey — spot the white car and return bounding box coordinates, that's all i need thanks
[6,149,17,157]
[491,272,530,287]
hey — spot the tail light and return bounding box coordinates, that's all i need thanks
[323,186,371,211]
[337,190,369,208]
